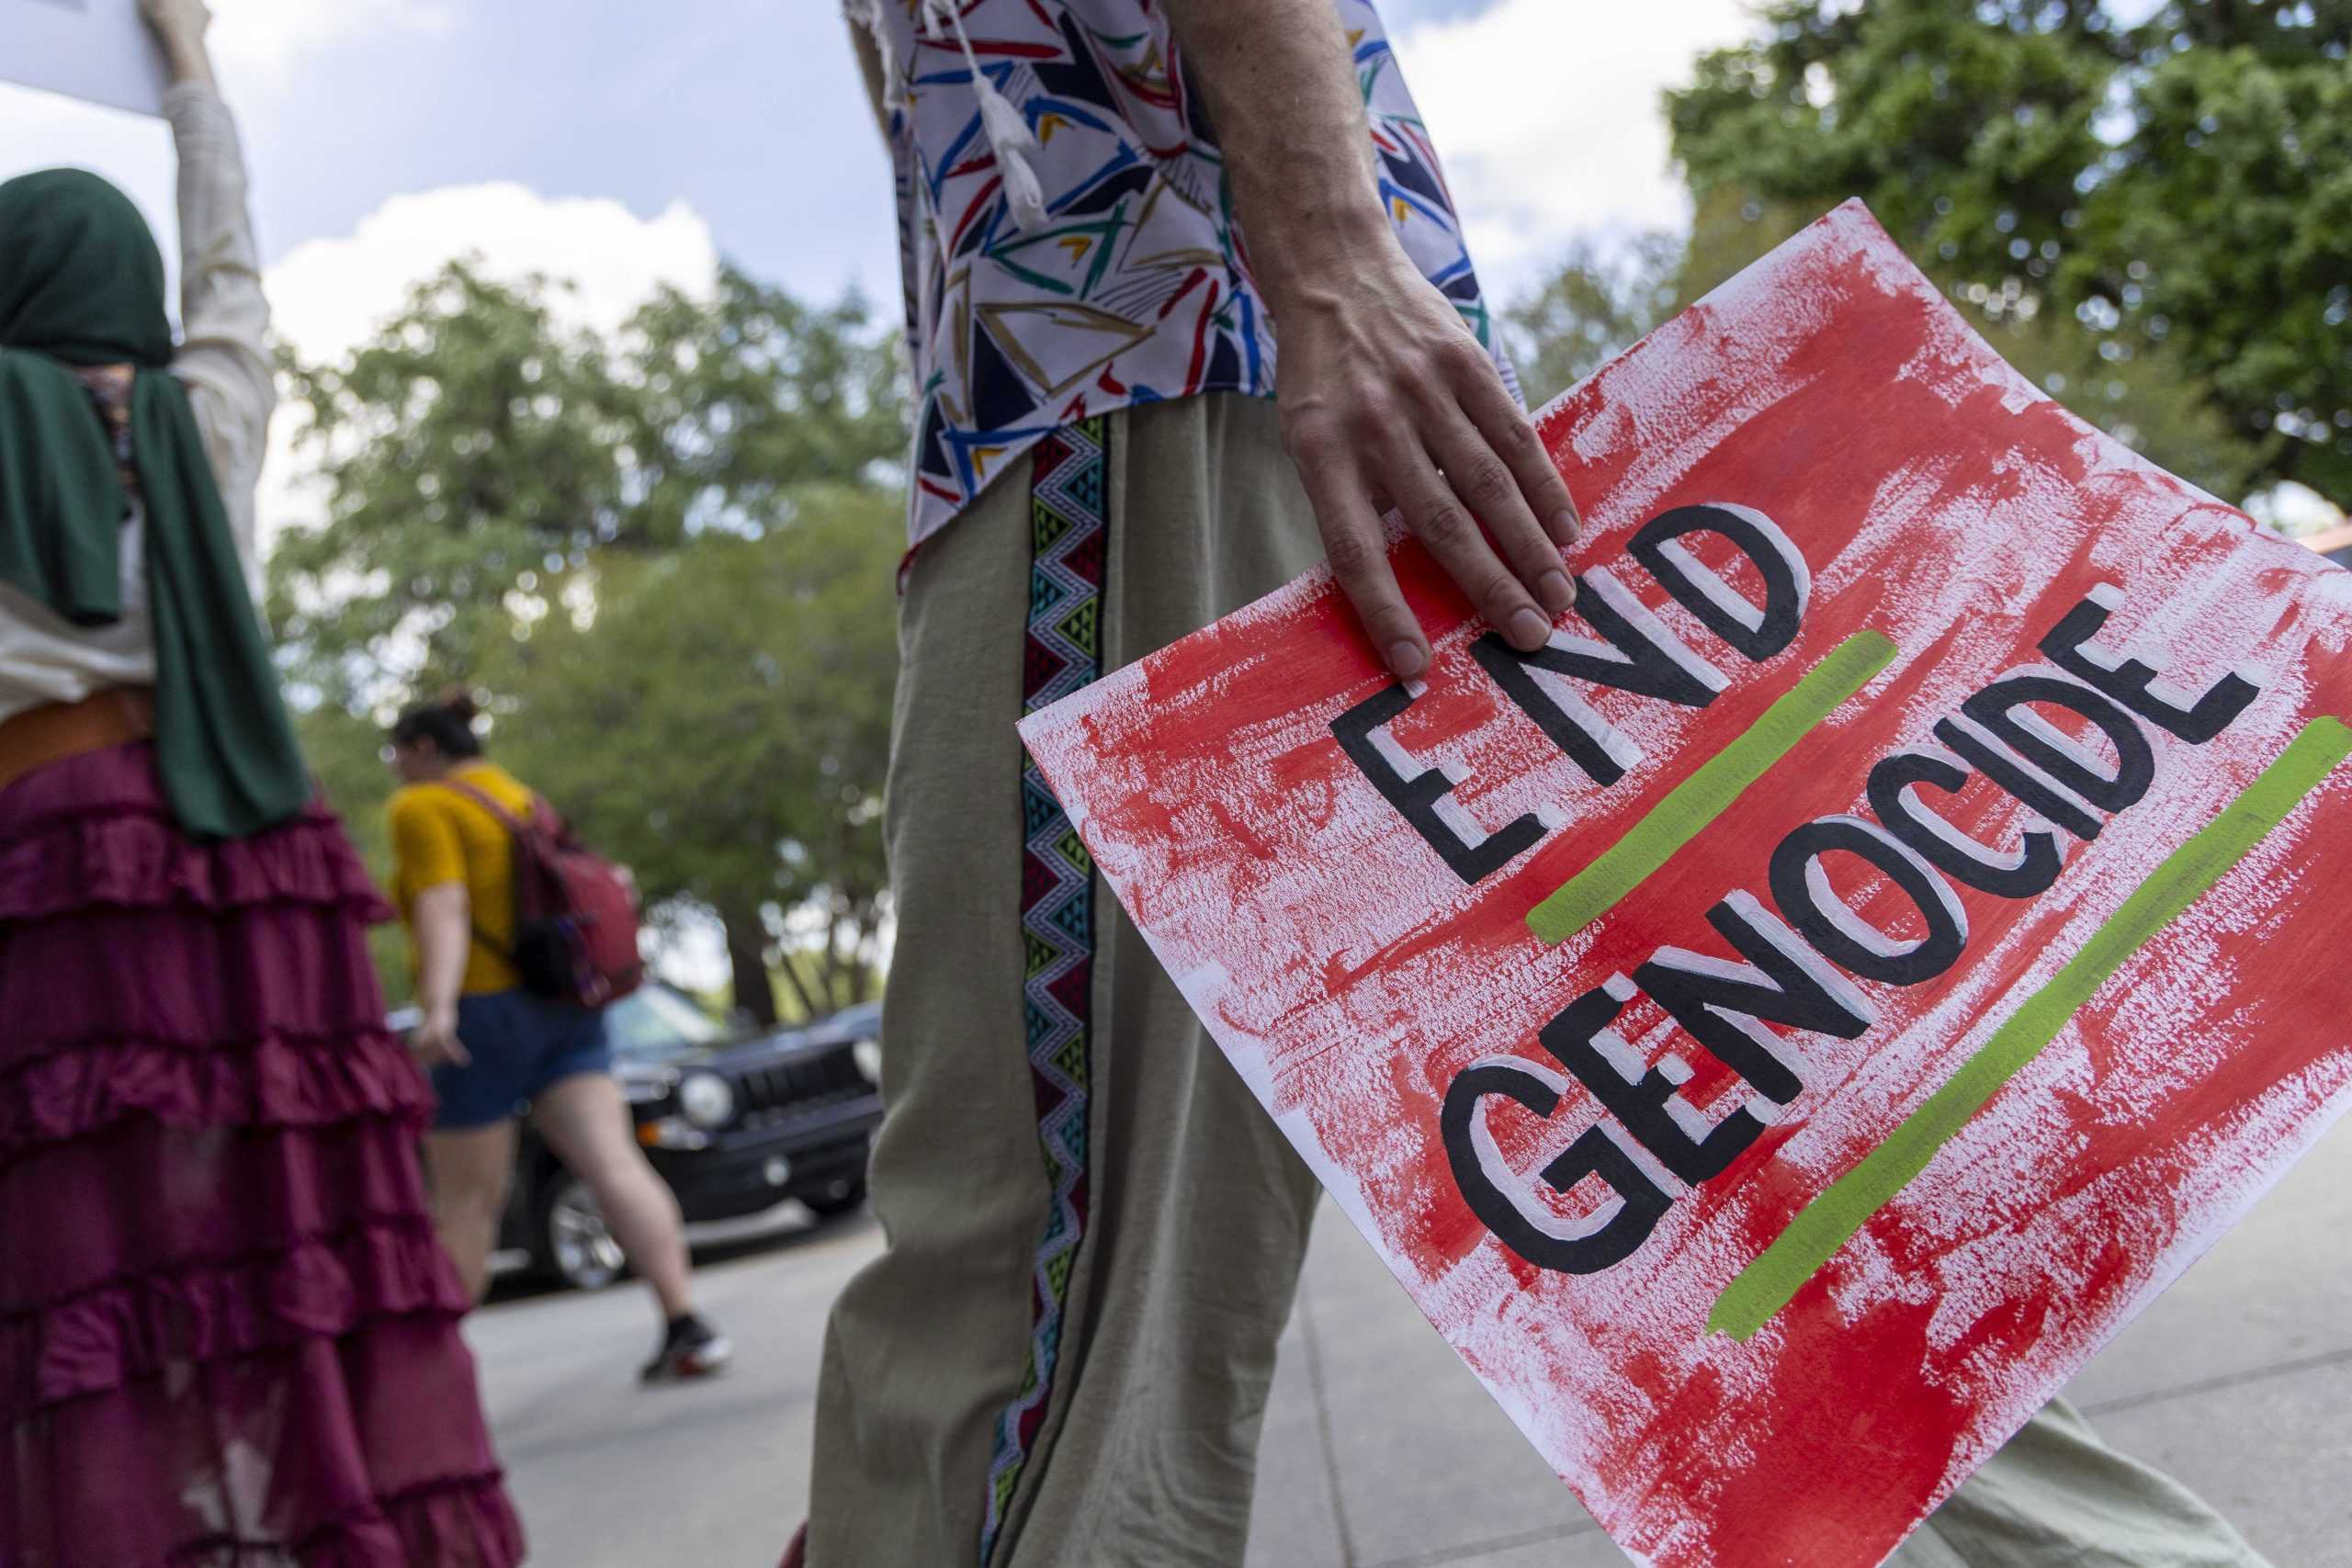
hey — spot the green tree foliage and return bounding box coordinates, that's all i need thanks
[1662,0,2349,504]
[628,274,906,536]
[294,701,413,1006]
[1502,233,1685,404]
[277,259,907,1023]
[482,489,899,1026]
[271,263,652,706]
[271,261,904,702]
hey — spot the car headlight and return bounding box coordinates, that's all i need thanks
[852,1038,882,1087]
[678,1071,736,1129]
[638,1116,710,1151]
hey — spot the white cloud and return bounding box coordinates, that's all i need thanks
[207,0,458,86]
[265,181,718,364]
[1395,0,1758,302]
[259,183,719,551]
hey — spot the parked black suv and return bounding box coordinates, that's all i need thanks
[397,985,885,1289]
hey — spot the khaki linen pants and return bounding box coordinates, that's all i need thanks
[808,394,1328,1568]
[808,392,2270,1568]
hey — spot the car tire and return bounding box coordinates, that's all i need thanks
[537,1174,628,1291]
[799,1176,868,1220]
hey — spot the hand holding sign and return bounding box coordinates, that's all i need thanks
[1020,202,2352,1568]
[1273,238,1586,680]
[1173,0,1584,682]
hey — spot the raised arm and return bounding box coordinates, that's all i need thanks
[1163,0,1580,681]
[145,0,275,587]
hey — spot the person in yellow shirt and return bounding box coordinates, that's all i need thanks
[387,690,729,1382]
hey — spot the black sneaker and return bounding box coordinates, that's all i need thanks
[640,1313,732,1383]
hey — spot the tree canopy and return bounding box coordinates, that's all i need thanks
[1661,0,2349,506]
[481,489,899,1023]
[271,261,903,705]
[277,260,906,1023]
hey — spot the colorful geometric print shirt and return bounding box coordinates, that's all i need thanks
[846,0,1520,552]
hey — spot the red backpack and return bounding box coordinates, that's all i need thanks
[443,777,643,1009]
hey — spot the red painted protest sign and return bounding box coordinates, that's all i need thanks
[1016,202,2352,1568]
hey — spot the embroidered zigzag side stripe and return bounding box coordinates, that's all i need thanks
[980,414,1108,1563]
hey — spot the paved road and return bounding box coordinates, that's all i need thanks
[467,1118,2352,1567]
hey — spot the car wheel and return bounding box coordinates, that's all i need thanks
[800,1176,868,1219]
[539,1175,627,1291]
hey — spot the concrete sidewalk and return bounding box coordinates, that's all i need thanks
[469,1117,2350,1566]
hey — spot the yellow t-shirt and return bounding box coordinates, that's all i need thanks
[387,761,537,996]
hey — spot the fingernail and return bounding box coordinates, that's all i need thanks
[1554,509,1581,541]
[1508,606,1550,649]
[1386,639,1428,679]
[1538,570,1573,615]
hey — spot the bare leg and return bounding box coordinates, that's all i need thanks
[532,1073,695,1322]
[423,1120,518,1303]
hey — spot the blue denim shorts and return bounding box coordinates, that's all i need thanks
[429,988,614,1129]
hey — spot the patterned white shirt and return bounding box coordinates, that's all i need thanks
[848,0,1517,550]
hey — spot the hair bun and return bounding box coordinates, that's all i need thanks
[436,684,481,724]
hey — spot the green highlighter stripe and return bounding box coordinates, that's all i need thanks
[1524,630,1899,945]
[1710,715,2352,1343]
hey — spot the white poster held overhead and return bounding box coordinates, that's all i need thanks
[3,0,169,118]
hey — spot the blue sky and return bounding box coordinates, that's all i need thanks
[228,0,894,306]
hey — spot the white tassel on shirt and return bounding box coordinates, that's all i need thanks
[920,0,1049,231]
[978,85,1049,229]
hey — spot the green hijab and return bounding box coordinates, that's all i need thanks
[0,168,309,838]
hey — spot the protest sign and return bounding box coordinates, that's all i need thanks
[3,0,169,118]
[1017,200,2352,1568]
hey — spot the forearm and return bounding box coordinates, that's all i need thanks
[413,884,473,1017]
[168,85,260,308]
[152,7,217,91]
[146,0,264,424]
[1163,0,1395,313]
[164,78,273,564]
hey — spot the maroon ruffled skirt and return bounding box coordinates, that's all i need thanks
[0,743,525,1566]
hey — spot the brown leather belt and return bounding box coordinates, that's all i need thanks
[0,686,156,795]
